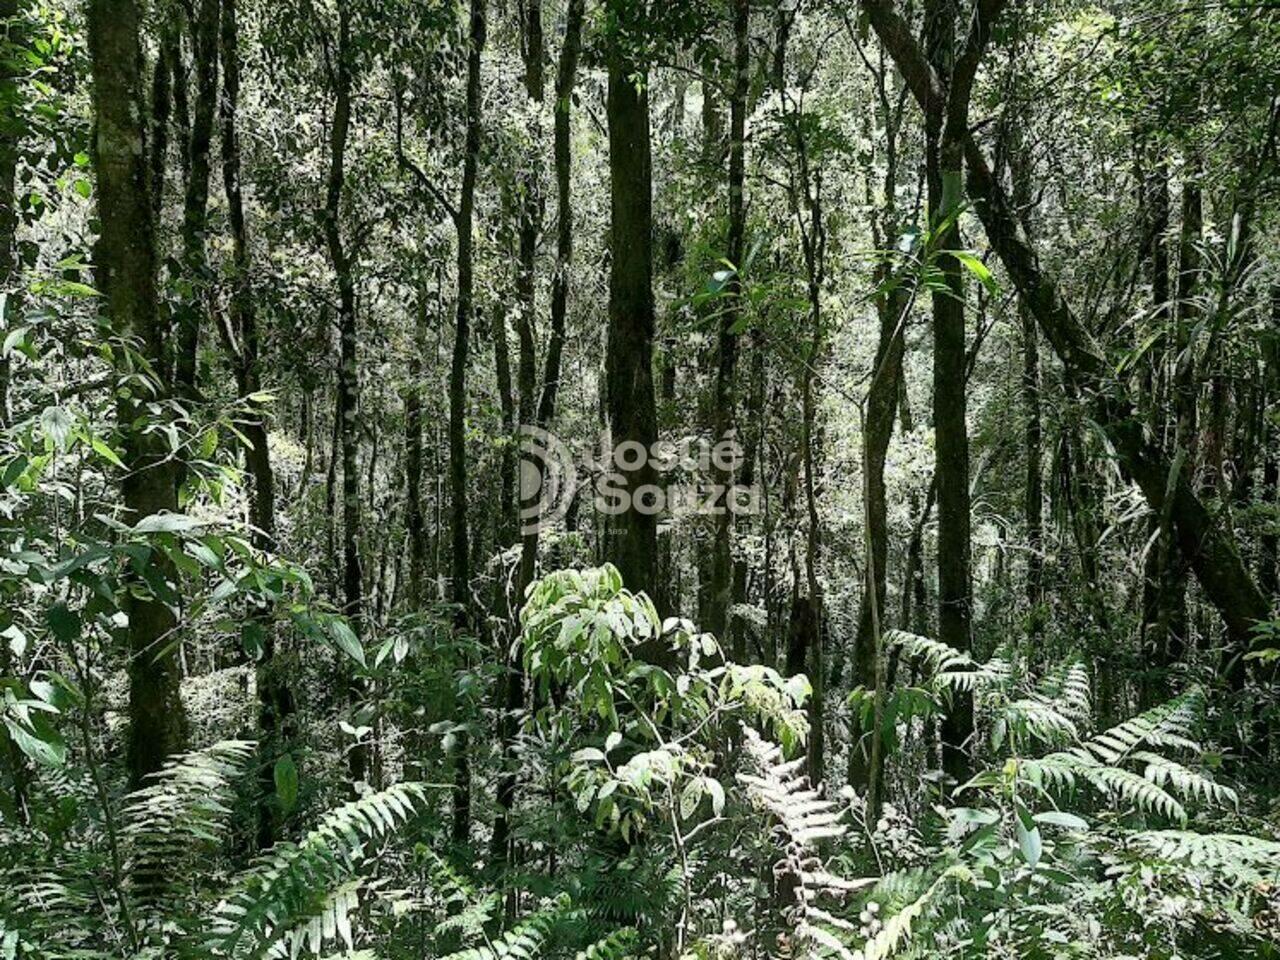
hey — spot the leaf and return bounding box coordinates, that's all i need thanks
[952,251,999,296]
[571,747,606,763]
[1016,805,1042,868]
[680,778,703,819]
[705,777,726,817]
[46,603,81,643]
[4,717,66,767]
[275,753,299,815]
[91,436,126,469]
[133,511,203,534]
[40,405,72,451]
[329,618,365,667]
[1034,810,1089,832]
[2,325,27,357]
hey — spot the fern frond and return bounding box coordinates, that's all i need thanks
[1002,696,1080,747]
[206,782,428,958]
[439,895,569,960]
[121,739,256,903]
[738,726,875,956]
[856,865,970,960]
[1081,689,1202,764]
[1129,830,1280,884]
[1032,659,1091,724]
[572,926,637,960]
[265,879,362,959]
[1021,753,1187,823]
[1130,752,1237,809]
[886,631,973,674]
[737,728,849,848]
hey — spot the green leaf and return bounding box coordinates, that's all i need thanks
[1016,804,1043,868]
[328,618,365,667]
[91,436,126,469]
[679,778,703,819]
[46,603,81,643]
[4,717,66,767]
[274,753,299,815]
[40,406,72,451]
[1033,810,1089,832]
[952,251,999,296]
[133,512,203,534]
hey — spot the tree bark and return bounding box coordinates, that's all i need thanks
[0,0,26,817]
[405,290,429,609]
[708,0,749,652]
[219,0,293,846]
[89,0,188,786]
[320,2,366,786]
[922,0,975,790]
[604,6,659,601]
[450,0,485,845]
[175,0,220,397]
[1261,284,1280,602]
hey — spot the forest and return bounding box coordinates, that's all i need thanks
[2,0,1280,956]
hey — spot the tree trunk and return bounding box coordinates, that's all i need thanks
[219,0,293,845]
[321,2,366,786]
[0,0,26,816]
[922,0,974,790]
[174,0,220,397]
[604,6,659,601]
[88,0,188,786]
[708,0,749,652]
[450,0,485,845]
[405,290,428,609]
[1261,284,1280,603]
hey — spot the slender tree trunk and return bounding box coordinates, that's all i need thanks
[708,0,749,653]
[1261,284,1280,602]
[220,0,292,845]
[321,2,366,785]
[450,0,485,845]
[0,0,26,816]
[494,0,575,868]
[850,83,907,786]
[148,23,172,225]
[604,5,658,601]
[89,0,188,786]
[174,0,220,396]
[405,290,428,609]
[923,0,974,789]
[492,301,516,544]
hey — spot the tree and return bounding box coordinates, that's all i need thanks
[88,0,188,786]
[604,0,659,601]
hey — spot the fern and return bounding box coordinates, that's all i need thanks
[439,895,569,960]
[572,926,637,960]
[1020,751,1189,822]
[205,782,428,958]
[855,865,970,960]
[1128,830,1280,884]
[738,727,875,957]
[1130,752,1238,808]
[121,739,256,904]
